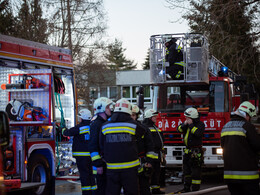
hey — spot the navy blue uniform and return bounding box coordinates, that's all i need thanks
[221,115,260,195]
[63,120,96,195]
[142,118,164,194]
[137,122,157,195]
[89,115,107,195]
[100,112,146,195]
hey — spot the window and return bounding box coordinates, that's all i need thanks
[109,87,117,100]
[100,87,107,97]
[122,85,152,103]
[123,87,131,98]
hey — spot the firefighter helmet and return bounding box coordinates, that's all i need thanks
[94,97,113,114]
[78,109,92,120]
[238,101,256,118]
[144,109,158,119]
[131,104,140,114]
[114,98,132,115]
[184,107,199,119]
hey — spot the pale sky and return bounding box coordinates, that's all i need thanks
[103,0,189,69]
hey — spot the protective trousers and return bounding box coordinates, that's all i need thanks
[166,62,184,80]
[92,166,106,195]
[227,182,260,195]
[139,172,151,195]
[106,169,139,195]
[75,157,96,195]
[183,148,202,191]
[150,161,161,193]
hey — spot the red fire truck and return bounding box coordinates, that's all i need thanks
[149,33,258,169]
[0,34,77,194]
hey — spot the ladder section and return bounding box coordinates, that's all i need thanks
[150,33,210,84]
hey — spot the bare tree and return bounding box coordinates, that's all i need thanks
[165,0,260,90]
[46,0,107,60]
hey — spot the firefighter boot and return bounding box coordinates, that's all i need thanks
[151,188,165,194]
[174,187,191,194]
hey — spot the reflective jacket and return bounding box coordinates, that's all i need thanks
[137,122,158,164]
[142,118,164,161]
[63,120,91,157]
[177,118,205,148]
[221,115,260,183]
[89,114,107,167]
[100,112,146,171]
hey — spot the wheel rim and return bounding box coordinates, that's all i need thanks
[32,164,46,194]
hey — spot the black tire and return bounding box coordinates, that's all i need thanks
[28,153,52,195]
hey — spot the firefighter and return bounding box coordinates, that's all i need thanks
[177,107,205,193]
[221,101,260,195]
[142,109,165,194]
[62,109,96,195]
[100,98,146,195]
[131,104,158,195]
[89,97,114,195]
[165,38,185,80]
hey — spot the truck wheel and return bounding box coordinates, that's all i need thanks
[28,153,51,195]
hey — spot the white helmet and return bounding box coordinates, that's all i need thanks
[131,104,140,114]
[237,101,256,118]
[94,97,113,114]
[144,109,158,119]
[184,107,199,119]
[114,98,132,115]
[78,109,92,120]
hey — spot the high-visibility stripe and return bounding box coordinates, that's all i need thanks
[174,61,185,67]
[91,185,97,190]
[138,166,144,173]
[106,159,140,169]
[221,131,246,137]
[150,185,160,190]
[72,152,90,156]
[184,128,190,146]
[82,185,97,191]
[192,180,201,184]
[146,152,158,159]
[224,171,259,180]
[102,122,137,129]
[191,127,198,134]
[149,128,162,132]
[92,166,97,175]
[102,126,136,135]
[178,125,183,133]
[224,170,259,180]
[176,71,182,78]
[224,174,259,180]
[79,125,90,134]
[184,148,191,154]
[90,152,101,161]
[82,186,92,191]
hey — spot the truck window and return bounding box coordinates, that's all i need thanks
[209,81,229,112]
[157,81,229,112]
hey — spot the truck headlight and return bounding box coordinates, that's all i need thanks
[216,148,223,155]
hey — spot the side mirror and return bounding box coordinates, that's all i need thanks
[0,111,10,147]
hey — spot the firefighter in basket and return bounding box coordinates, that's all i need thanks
[165,38,185,80]
[62,109,96,195]
[221,101,260,195]
[177,107,205,193]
